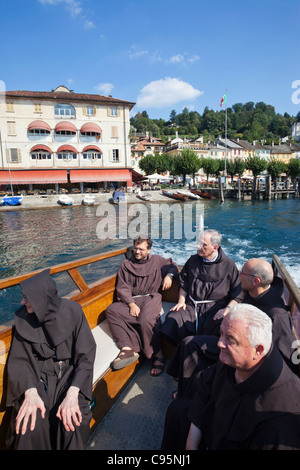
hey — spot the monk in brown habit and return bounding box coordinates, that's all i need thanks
[169,258,298,398]
[6,269,96,450]
[106,237,178,376]
[162,304,300,450]
[160,229,241,376]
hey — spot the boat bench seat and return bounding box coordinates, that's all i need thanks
[91,301,176,384]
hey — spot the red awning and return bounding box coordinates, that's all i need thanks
[30,144,53,153]
[80,123,102,134]
[28,120,51,132]
[57,145,78,153]
[0,170,68,184]
[82,145,102,153]
[69,169,132,183]
[55,121,77,133]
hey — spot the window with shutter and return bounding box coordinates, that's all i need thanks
[111,126,118,138]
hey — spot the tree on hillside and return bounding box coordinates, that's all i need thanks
[172,149,201,184]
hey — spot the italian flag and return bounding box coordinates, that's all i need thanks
[220,92,227,107]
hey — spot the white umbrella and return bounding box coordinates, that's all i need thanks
[144,173,171,181]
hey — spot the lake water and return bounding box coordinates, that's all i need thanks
[0,198,299,324]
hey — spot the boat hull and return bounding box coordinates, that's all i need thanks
[162,190,188,201]
[1,196,23,206]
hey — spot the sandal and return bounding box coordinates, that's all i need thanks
[172,389,178,400]
[150,356,166,377]
[111,349,139,370]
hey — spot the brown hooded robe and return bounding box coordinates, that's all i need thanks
[6,269,96,450]
[105,254,178,358]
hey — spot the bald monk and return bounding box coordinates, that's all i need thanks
[169,258,298,398]
[162,304,300,450]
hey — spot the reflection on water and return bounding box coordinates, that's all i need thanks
[0,198,299,324]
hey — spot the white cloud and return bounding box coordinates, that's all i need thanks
[169,54,185,64]
[136,77,203,109]
[95,82,114,95]
[128,45,149,60]
[37,0,94,26]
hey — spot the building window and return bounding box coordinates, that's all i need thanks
[34,104,42,113]
[7,148,21,163]
[112,149,119,162]
[84,106,96,116]
[6,102,14,112]
[7,121,16,135]
[31,152,51,160]
[57,152,77,160]
[111,126,118,138]
[108,107,119,117]
[55,130,76,136]
[28,129,50,136]
[54,104,76,118]
[83,151,102,160]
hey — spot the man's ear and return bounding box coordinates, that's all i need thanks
[255,344,265,359]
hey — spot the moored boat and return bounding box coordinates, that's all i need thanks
[137,192,152,201]
[162,189,188,201]
[191,189,215,199]
[0,194,23,206]
[58,194,73,206]
[82,194,96,206]
[176,190,201,200]
[0,249,298,449]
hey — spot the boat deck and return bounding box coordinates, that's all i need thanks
[87,359,175,451]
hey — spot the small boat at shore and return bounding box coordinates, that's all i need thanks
[137,192,152,201]
[191,189,215,199]
[0,249,299,450]
[109,190,126,204]
[58,194,73,206]
[0,194,23,206]
[176,190,201,200]
[82,194,96,206]
[162,189,188,201]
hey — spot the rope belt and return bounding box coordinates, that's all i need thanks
[189,295,216,332]
[133,294,151,298]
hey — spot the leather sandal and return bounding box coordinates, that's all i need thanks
[150,356,166,377]
[111,349,139,370]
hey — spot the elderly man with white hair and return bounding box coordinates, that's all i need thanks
[162,304,300,450]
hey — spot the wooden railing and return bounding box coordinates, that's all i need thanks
[0,248,128,291]
[272,254,300,338]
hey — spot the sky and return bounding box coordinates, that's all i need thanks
[0,0,300,121]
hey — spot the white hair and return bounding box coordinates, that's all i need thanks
[205,229,222,246]
[228,304,272,355]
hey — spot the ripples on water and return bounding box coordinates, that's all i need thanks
[0,198,299,324]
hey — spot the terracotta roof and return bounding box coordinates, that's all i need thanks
[2,89,135,109]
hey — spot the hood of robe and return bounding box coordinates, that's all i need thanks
[15,269,79,346]
[124,253,158,277]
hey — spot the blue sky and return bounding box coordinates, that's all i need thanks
[1,0,300,121]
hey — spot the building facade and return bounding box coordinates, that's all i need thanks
[0,85,135,191]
